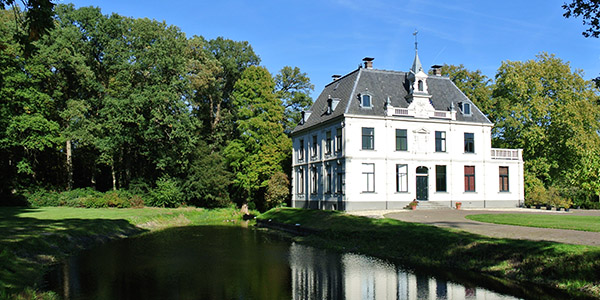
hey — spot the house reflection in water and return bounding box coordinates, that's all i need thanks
[289,243,516,300]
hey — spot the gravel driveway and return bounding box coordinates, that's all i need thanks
[352,208,600,246]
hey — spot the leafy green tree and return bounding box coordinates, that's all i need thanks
[275,66,314,133]
[0,0,54,55]
[492,53,600,200]
[224,66,291,210]
[429,64,493,116]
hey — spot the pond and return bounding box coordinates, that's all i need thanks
[44,226,562,299]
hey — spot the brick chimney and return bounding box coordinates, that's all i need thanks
[431,65,443,76]
[363,57,374,69]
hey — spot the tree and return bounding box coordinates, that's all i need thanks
[1,0,55,55]
[275,66,314,133]
[563,0,600,38]
[429,64,493,116]
[224,66,291,210]
[492,53,600,200]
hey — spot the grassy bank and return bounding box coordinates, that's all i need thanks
[466,213,600,232]
[0,206,248,298]
[258,208,600,299]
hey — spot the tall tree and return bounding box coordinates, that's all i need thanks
[492,53,600,199]
[429,64,493,116]
[275,66,314,133]
[563,0,600,38]
[224,66,290,209]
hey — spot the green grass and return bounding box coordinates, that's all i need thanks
[465,214,600,232]
[0,206,248,298]
[258,208,600,299]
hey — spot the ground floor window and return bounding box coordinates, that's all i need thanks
[325,165,332,194]
[436,165,446,192]
[311,166,318,194]
[297,168,304,194]
[337,172,344,194]
[499,166,509,192]
[464,166,475,192]
[362,163,375,192]
[396,164,408,192]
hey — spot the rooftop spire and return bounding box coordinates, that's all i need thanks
[411,30,423,74]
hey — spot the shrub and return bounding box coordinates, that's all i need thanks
[264,171,290,210]
[149,177,184,208]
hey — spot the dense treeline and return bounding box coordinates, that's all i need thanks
[434,55,600,208]
[0,4,313,210]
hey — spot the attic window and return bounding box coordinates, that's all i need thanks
[461,102,472,116]
[361,94,372,108]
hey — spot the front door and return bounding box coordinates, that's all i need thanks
[416,166,429,201]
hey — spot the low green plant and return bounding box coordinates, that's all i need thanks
[149,177,184,208]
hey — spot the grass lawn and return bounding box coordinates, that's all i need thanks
[0,206,247,298]
[258,208,600,299]
[465,214,600,232]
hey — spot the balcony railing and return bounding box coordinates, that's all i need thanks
[390,107,453,119]
[491,148,521,160]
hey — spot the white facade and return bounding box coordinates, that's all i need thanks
[291,56,524,211]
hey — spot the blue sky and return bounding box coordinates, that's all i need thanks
[61,0,599,97]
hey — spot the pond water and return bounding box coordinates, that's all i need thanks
[44,226,557,299]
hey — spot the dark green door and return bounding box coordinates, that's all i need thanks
[416,176,428,201]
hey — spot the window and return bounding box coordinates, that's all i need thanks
[464,133,474,153]
[436,165,447,192]
[499,166,509,192]
[435,131,446,152]
[418,80,423,92]
[461,102,471,115]
[298,139,304,161]
[396,164,408,192]
[464,166,475,192]
[326,165,332,194]
[310,166,318,194]
[361,94,372,108]
[326,131,332,155]
[337,171,344,194]
[336,128,342,152]
[396,129,407,151]
[297,168,304,194]
[311,135,318,157]
[362,127,374,150]
[362,163,375,192]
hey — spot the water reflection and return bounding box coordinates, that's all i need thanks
[289,243,517,300]
[46,227,523,299]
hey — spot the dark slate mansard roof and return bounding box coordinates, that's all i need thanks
[291,67,491,135]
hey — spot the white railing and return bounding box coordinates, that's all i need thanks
[394,108,409,115]
[391,108,452,119]
[491,148,521,160]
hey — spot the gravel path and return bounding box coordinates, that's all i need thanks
[350,208,600,246]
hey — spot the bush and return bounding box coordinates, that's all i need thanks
[23,188,146,208]
[149,177,184,208]
[264,171,289,210]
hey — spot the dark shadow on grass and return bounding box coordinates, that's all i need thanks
[0,207,146,295]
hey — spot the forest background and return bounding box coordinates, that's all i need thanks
[1,3,599,211]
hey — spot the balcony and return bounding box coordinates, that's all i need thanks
[491,148,522,160]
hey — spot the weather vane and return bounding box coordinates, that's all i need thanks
[413,30,418,51]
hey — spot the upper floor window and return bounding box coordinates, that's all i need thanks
[461,102,472,115]
[362,127,374,150]
[499,166,509,192]
[361,94,372,108]
[311,135,318,157]
[396,129,407,151]
[326,131,332,155]
[298,139,304,161]
[464,133,474,153]
[335,128,342,152]
[418,80,424,92]
[435,131,446,152]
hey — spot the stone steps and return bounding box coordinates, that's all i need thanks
[415,201,452,210]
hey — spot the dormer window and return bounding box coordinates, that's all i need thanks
[461,102,472,116]
[360,94,372,108]
[418,80,424,92]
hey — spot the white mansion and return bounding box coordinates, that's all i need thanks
[291,53,524,211]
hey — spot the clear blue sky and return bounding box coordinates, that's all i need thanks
[62,0,599,97]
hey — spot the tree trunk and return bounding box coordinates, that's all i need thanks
[66,140,73,190]
[111,163,117,191]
